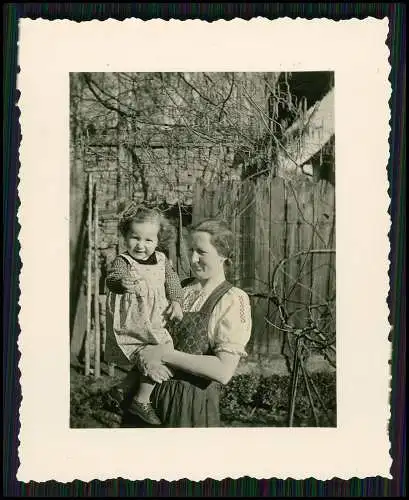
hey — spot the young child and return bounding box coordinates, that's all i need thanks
[104,203,183,425]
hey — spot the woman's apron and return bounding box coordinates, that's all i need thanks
[151,280,233,428]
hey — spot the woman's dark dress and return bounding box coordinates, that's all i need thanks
[150,281,233,428]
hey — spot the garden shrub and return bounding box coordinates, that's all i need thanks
[70,382,122,428]
[70,370,336,428]
[220,371,336,427]
[254,375,289,410]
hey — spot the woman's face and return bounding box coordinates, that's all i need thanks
[189,231,226,281]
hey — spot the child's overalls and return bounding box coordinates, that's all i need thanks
[104,252,173,366]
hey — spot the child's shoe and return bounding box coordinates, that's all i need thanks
[128,399,162,425]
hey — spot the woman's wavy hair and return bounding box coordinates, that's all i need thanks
[118,202,176,252]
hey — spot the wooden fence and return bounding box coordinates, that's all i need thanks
[71,172,335,375]
[192,175,336,361]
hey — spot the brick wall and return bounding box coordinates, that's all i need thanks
[78,139,241,294]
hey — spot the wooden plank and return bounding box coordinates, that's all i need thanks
[93,184,101,378]
[230,182,242,287]
[85,173,93,376]
[212,183,222,219]
[309,181,336,361]
[285,179,302,330]
[238,180,256,291]
[254,178,271,293]
[253,178,270,356]
[268,177,287,355]
[327,207,336,302]
[252,297,269,357]
[252,177,270,356]
[314,180,335,250]
[246,296,261,357]
[280,180,292,360]
[313,179,333,249]
[200,184,209,220]
[192,182,201,225]
[192,180,206,224]
[326,196,336,352]
[99,295,106,354]
[218,180,233,225]
[177,225,191,281]
[312,180,335,307]
[296,179,315,329]
[269,177,287,278]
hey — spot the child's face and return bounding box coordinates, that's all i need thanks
[125,221,159,260]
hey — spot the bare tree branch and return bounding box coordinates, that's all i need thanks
[178,73,219,107]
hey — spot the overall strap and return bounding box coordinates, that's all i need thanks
[119,253,134,266]
[154,251,166,265]
[199,281,234,317]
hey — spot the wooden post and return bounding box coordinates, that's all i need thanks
[101,297,106,354]
[85,173,93,376]
[93,181,101,378]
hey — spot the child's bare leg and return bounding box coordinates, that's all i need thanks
[110,344,151,397]
[128,374,161,425]
[133,375,155,403]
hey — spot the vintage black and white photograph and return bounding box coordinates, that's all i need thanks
[17,17,392,481]
[69,71,336,429]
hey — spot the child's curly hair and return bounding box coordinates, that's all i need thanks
[118,202,176,252]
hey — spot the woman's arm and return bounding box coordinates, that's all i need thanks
[162,349,240,385]
[139,287,251,385]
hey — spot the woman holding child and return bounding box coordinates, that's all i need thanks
[105,204,252,428]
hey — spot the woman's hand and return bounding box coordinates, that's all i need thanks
[144,363,174,384]
[164,301,184,322]
[139,343,173,365]
[136,343,174,382]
